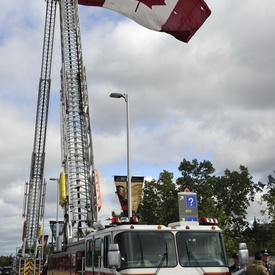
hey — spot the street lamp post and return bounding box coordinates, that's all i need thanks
[49,177,60,251]
[109,93,132,220]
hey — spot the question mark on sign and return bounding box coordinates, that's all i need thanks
[188,197,194,206]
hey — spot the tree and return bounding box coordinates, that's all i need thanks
[258,170,275,253]
[176,158,217,216]
[137,158,266,255]
[176,158,265,253]
[137,170,178,225]
[217,166,264,229]
[0,255,13,266]
[261,170,275,221]
[242,218,274,254]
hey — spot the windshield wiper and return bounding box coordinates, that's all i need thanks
[155,252,168,275]
[155,241,168,275]
[185,240,191,263]
[135,232,144,265]
[185,241,206,274]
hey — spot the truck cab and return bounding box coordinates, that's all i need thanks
[85,218,229,275]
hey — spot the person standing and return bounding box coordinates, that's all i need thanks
[230,253,241,273]
[246,251,269,275]
[261,250,275,275]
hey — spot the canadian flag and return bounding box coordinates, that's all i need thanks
[78,0,211,42]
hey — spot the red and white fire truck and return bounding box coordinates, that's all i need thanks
[47,216,248,275]
[17,1,249,275]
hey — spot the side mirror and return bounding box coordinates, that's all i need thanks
[108,244,121,268]
[238,243,249,266]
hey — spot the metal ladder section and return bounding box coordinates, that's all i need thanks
[59,0,98,242]
[22,0,57,257]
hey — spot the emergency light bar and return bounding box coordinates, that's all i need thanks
[111,216,139,225]
[199,217,218,225]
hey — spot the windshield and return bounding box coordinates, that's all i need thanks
[177,231,227,267]
[115,231,177,269]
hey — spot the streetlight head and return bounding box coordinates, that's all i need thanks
[49,178,58,181]
[110,93,124,99]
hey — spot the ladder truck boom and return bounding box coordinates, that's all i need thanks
[59,0,98,244]
[16,1,57,275]
[23,0,57,255]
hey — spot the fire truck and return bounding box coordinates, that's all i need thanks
[46,198,249,275]
[45,184,249,275]
[14,0,249,275]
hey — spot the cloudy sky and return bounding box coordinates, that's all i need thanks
[0,0,274,256]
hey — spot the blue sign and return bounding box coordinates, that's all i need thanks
[187,217,198,221]
[186,195,197,207]
[178,192,198,222]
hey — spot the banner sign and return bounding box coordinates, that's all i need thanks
[49,221,64,241]
[114,175,144,216]
[43,235,49,247]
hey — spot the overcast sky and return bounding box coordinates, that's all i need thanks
[0,0,274,256]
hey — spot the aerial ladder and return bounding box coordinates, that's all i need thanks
[16,1,57,275]
[17,0,98,273]
[58,0,98,244]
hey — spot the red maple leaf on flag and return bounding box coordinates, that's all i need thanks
[135,0,166,12]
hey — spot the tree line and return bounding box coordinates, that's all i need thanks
[3,158,274,259]
[0,255,13,267]
[134,158,275,256]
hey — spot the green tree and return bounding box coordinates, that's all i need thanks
[138,170,178,225]
[176,158,264,254]
[242,218,274,254]
[176,158,217,217]
[0,255,13,266]
[217,166,264,230]
[258,170,275,253]
[261,170,275,220]
[136,158,266,255]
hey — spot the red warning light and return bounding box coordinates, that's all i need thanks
[111,217,121,224]
[130,216,139,224]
